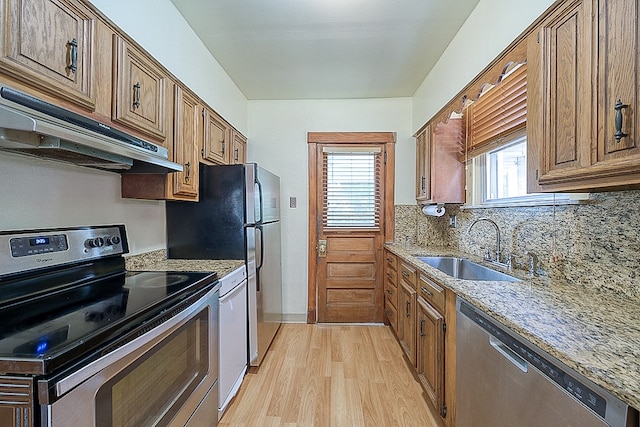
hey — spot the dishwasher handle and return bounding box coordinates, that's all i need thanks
[489,335,528,373]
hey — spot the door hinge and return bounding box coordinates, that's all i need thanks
[441,403,447,418]
[442,322,446,332]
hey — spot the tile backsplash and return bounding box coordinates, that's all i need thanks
[395,190,640,298]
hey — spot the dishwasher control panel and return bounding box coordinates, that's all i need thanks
[459,301,607,418]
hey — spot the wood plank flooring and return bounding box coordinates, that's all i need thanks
[219,323,440,427]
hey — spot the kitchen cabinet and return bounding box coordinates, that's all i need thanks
[528,0,640,192]
[415,119,465,205]
[202,108,230,165]
[383,250,399,333]
[416,274,446,419]
[398,262,417,365]
[230,129,247,165]
[112,35,168,141]
[0,0,96,110]
[171,85,201,200]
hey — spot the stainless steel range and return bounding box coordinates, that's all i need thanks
[0,225,219,427]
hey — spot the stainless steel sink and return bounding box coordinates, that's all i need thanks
[414,256,521,282]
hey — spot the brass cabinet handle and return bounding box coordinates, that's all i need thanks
[234,147,239,162]
[614,99,629,142]
[185,161,191,181]
[421,176,426,191]
[68,38,78,73]
[386,272,393,279]
[387,290,393,295]
[405,301,411,317]
[401,271,410,278]
[221,139,226,156]
[421,286,433,297]
[133,82,141,108]
[419,318,426,337]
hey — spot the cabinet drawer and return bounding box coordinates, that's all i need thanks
[385,300,398,333]
[418,273,445,313]
[399,262,417,289]
[385,281,398,309]
[385,252,398,271]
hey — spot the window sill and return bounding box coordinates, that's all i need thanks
[461,197,591,209]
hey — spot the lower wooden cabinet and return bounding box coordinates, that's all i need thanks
[398,264,417,365]
[384,250,399,331]
[417,296,446,418]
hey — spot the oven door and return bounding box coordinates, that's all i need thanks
[40,286,219,427]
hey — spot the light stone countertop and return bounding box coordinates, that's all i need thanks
[386,243,640,411]
[125,249,245,279]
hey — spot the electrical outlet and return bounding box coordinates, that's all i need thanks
[289,197,297,208]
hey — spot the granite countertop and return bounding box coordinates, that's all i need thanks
[385,243,640,411]
[125,249,245,279]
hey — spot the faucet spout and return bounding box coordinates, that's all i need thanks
[468,217,501,262]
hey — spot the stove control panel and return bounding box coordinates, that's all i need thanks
[0,225,129,277]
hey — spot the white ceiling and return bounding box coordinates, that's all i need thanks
[169,0,480,100]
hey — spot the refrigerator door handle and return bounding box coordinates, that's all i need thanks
[256,178,264,224]
[256,225,264,291]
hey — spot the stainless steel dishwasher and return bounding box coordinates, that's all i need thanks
[456,297,637,427]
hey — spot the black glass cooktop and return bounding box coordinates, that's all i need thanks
[0,263,216,374]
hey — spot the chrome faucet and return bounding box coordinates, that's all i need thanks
[467,217,510,269]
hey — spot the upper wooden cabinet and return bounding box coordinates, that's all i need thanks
[528,0,640,192]
[172,85,200,200]
[230,129,247,165]
[202,108,230,164]
[415,119,465,205]
[0,0,96,110]
[112,35,168,141]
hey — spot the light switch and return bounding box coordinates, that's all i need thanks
[289,197,297,208]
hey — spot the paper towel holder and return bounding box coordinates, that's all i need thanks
[421,203,446,217]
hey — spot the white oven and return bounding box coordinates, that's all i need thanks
[40,285,219,427]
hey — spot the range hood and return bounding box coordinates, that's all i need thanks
[0,86,182,173]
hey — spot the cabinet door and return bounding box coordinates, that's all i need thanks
[399,280,416,365]
[529,0,592,188]
[172,86,200,199]
[417,297,445,418]
[113,36,167,140]
[230,129,247,164]
[595,0,640,163]
[0,0,95,109]
[202,108,229,164]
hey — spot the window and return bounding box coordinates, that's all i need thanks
[322,147,382,228]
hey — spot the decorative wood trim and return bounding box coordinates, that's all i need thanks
[307,142,318,323]
[414,0,565,134]
[308,132,396,144]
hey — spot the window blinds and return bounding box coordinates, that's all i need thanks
[465,63,527,156]
[322,148,382,228]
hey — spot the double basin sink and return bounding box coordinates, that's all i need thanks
[414,256,521,282]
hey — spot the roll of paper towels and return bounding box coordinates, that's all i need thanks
[422,204,445,217]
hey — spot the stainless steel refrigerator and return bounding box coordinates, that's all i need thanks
[165,163,282,368]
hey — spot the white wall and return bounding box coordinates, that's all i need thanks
[0,152,164,254]
[88,0,248,134]
[412,0,555,132]
[248,98,413,319]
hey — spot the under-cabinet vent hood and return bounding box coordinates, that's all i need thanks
[0,86,182,173]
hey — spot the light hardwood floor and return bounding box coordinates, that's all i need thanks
[219,323,440,427]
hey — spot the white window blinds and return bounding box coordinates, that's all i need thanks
[322,147,382,228]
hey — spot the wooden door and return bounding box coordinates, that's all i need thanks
[417,297,445,418]
[202,108,229,164]
[172,85,200,200]
[113,35,167,140]
[308,132,395,324]
[596,0,640,163]
[0,0,96,109]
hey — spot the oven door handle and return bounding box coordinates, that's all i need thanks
[43,286,218,401]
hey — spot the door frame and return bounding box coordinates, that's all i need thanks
[307,132,396,323]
